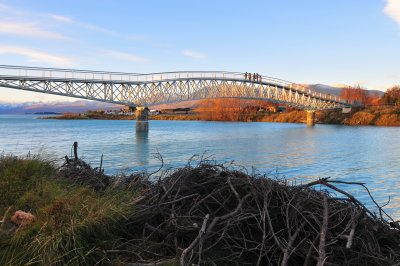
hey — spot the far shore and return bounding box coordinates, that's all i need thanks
[40,105,400,126]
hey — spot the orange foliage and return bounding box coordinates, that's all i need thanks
[197,98,278,121]
[339,86,378,105]
[379,86,400,105]
[86,110,105,114]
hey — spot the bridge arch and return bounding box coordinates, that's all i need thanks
[0,65,346,110]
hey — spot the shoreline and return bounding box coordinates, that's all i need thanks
[39,105,400,126]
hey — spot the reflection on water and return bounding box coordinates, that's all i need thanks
[135,131,149,166]
[0,115,399,218]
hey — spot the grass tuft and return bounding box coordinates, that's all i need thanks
[0,155,136,265]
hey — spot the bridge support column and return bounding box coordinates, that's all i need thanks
[136,107,149,131]
[306,111,316,127]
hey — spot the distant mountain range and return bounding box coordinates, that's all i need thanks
[0,84,385,114]
[303,84,384,97]
[0,100,123,114]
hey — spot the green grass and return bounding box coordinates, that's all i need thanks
[0,155,137,265]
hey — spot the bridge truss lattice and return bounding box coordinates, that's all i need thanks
[0,65,346,110]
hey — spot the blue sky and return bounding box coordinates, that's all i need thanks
[0,0,399,103]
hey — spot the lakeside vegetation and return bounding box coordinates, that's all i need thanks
[1,150,400,265]
[0,155,136,265]
[40,85,400,126]
[40,112,136,120]
[41,105,400,126]
[317,106,400,126]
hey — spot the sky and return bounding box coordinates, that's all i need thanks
[0,0,400,103]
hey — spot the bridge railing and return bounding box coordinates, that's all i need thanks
[0,65,343,103]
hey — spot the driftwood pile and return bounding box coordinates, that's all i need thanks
[58,142,110,191]
[59,155,110,191]
[119,163,400,266]
[58,144,400,265]
[59,153,147,192]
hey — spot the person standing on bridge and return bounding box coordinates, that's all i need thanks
[244,72,248,80]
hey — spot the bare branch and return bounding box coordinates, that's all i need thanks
[317,194,328,266]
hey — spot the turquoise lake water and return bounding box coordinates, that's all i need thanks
[1,115,399,218]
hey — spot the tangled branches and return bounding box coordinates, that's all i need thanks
[117,163,400,266]
[58,155,111,191]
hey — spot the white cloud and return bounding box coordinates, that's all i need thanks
[386,73,399,79]
[383,0,400,25]
[0,46,73,66]
[48,13,147,42]
[106,51,149,63]
[49,14,74,23]
[0,22,67,39]
[0,3,24,15]
[82,23,148,42]
[352,81,369,86]
[183,49,207,60]
[49,13,119,36]
[2,3,155,47]
[83,23,120,35]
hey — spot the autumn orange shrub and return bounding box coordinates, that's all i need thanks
[379,86,400,105]
[340,86,380,105]
[374,114,400,126]
[260,111,306,123]
[344,111,375,125]
[197,98,277,122]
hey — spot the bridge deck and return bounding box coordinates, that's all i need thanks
[0,65,347,109]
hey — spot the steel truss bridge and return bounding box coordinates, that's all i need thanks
[0,65,346,110]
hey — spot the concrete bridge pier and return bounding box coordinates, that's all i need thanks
[306,110,316,127]
[136,107,149,131]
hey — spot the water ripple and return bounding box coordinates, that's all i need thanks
[1,115,399,218]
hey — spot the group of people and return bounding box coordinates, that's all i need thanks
[244,72,262,82]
